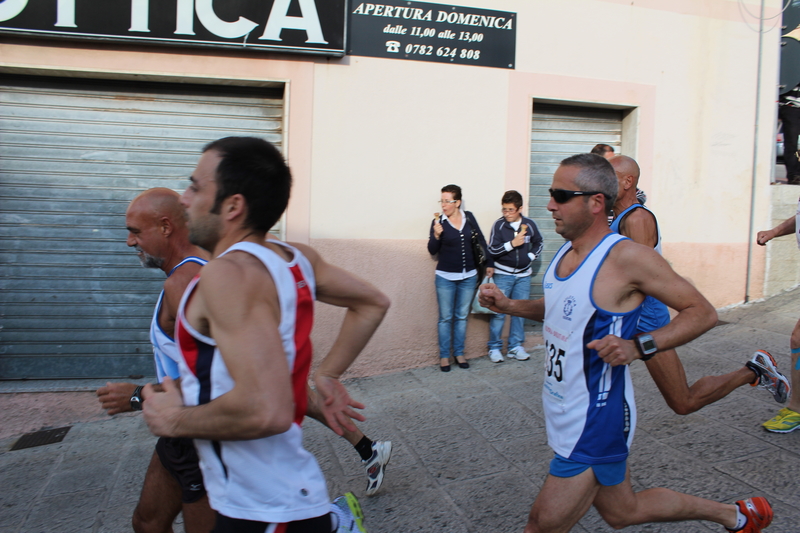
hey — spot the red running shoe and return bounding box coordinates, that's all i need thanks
[726,497,773,532]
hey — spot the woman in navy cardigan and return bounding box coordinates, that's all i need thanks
[428,184,494,372]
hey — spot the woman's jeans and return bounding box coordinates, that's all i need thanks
[488,273,531,351]
[435,275,477,359]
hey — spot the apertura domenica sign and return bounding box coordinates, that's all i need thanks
[0,0,346,56]
[348,1,516,69]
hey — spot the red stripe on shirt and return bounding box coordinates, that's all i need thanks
[289,264,314,425]
[176,275,202,377]
[176,316,199,377]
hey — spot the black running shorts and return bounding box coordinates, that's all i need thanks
[154,436,206,504]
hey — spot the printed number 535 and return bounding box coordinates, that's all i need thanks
[545,340,565,382]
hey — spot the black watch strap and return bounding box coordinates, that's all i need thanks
[639,350,657,362]
[130,385,144,411]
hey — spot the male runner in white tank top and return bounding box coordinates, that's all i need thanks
[608,155,789,415]
[96,188,214,533]
[479,154,773,533]
[140,137,390,533]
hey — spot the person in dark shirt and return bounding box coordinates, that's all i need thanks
[485,190,543,363]
[428,184,493,372]
[780,84,800,184]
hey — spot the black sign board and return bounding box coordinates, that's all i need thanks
[0,0,346,56]
[348,1,515,69]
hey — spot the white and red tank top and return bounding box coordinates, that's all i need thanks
[175,241,329,523]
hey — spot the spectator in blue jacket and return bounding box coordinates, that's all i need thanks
[428,184,493,372]
[485,190,543,363]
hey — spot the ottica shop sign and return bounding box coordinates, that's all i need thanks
[0,0,346,56]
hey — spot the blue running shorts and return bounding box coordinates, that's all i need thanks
[549,454,627,486]
[636,295,670,334]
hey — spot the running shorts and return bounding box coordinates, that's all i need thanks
[549,454,627,487]
[155,436,206,503]
[211,512,332,533]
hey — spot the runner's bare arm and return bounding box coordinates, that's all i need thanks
[142,256,294,440]
[618,209,658,248]
[757,215,796,245]
[294,243,390,434]
[103,262,201,416]
[298,244,390,378]
[97,382,140,415]
[589,242,717,366]
[479,283,545,322]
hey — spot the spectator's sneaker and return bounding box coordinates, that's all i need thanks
[746,350,790,403]
[331,492,367,532]
[726,497,773,532]
[488,349,504,363]
[762,407,800,433]
[508,346,530,361]
[363,440,392,496]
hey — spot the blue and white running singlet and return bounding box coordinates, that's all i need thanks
[542,233,643,464]
[150,256,207,382]
[610,203,669,332]
[609,203,662,254]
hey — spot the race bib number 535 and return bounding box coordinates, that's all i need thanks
[543,324,570,406]
[545,340,565,382]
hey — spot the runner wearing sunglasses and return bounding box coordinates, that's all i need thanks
[478,153,772,533]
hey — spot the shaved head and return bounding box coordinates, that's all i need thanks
[609,155,640,186]
[128,188,186,227]
[125,188,193,270]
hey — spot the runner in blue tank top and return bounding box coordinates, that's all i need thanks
[479,154,773,533]
[96,188,214,533]
[608,155,789,415]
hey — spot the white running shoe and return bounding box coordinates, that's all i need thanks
[746,350,790,403]
[508,346,530,361]
[363,440,392,496]
[488,349,504,363]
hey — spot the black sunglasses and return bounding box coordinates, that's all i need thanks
[549,188,610,204]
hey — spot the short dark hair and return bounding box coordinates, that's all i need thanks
[560,153,618,212]
[203,137,292,233]
[590,143,614,156]
[441,184,462,201]
[501,190,523,209]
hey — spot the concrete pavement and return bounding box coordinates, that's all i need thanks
[2,288,800,532]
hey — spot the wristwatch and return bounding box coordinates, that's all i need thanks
[634,333,658,361]
[130,385,144,411]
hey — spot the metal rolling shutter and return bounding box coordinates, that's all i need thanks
[528,103,622,298]
[0,75,284,379]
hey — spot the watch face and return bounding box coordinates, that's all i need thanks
[638,334,657,354]
[131,386,144,410]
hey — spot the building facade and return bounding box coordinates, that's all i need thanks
[0,0,788,379]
